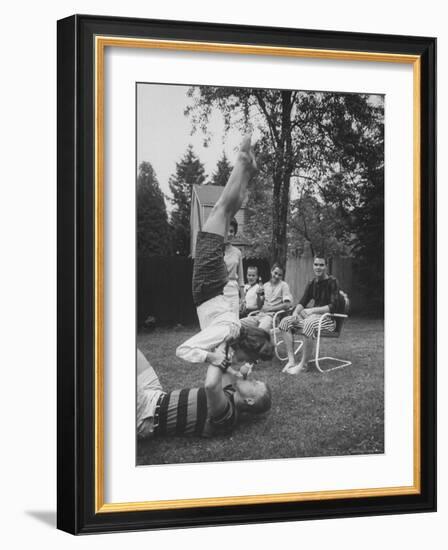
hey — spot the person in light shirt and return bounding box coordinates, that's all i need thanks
[223,218,245,316]
[241,263,293,332]
[243,265,263,314]
[175,135,274,371]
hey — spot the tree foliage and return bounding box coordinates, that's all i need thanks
[348,130,384,315]
[243,171,273,259]
[208,151,232,186]
[169,145,206,255]
[137,161,171,256]
[186,88,384,271]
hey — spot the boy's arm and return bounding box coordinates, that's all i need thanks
[262,301,289,313]
[238,253,245,296]
[295,281,313,314]
[204,364,229,417]
[176,325,231,363]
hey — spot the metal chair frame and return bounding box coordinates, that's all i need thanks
[308,291,352,373]
[247,309,303,361]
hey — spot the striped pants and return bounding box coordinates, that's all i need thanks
[280,313,336,339]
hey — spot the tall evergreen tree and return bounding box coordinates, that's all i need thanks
[208,151,232,186]
[137,161,171,256]
[169,145,206,255]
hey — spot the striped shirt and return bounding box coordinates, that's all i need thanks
[155,385,238,438]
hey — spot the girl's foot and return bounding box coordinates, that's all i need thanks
[238,134,257,174]
[281,362,296,373]
[286,363,305,375]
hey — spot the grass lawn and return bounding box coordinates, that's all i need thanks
[137,317,384,465]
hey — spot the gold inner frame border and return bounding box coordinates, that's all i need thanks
[94,36,421,514]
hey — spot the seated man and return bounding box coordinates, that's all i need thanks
[137,349,271,439]
[176,135,274,368]
[279,255,340,374]
[242,265,263,315]
[240,263,293,333]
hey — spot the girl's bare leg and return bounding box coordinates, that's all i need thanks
[203,134,257,238]
[287,336,312,374]
[281,331,297,371]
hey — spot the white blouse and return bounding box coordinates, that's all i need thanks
[224,244,244,287]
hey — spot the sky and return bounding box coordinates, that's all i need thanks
[137,83,242,208]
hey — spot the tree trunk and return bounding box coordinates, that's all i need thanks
[270,171,291,269]
[270,90,293,270]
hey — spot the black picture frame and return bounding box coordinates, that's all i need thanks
[57,14,436,535]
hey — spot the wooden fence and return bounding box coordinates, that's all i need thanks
[285,255,362,312]
[137,254,364,328]
[137,256,270,328]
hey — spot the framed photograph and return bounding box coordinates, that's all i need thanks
[57,14,436,534]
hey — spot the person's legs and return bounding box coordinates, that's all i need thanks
[286,336,313,374]
[286,315,321,374]
[137,350,165,438]
[279,316,304,370]
[203,134,257,238]
[137,349,162,387]
[282,330,296,369]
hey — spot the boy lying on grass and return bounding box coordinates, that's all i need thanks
[137,349,272,439]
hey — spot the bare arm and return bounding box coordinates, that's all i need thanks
[263,300,291,313]
[238,252,244,294]
[176,325,231,364]
[204,364,229,418]
[307,305,330,315]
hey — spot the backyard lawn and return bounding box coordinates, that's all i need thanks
[137,317,384,466]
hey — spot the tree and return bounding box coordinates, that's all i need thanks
[169,145,206,255]
[208,151,232,186]
[288,189,351,258]
[243,172,273,259]
[137,161,171,256]
[348,122,385,315]
[186,88,382,268]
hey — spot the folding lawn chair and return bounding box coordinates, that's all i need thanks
[247,309,303,362]
[309,290,352,373]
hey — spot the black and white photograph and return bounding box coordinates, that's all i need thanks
[136,82,385,466]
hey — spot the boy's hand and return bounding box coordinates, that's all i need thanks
[279,315,298,331]
[206,349,227,366]
[239,363,253,379]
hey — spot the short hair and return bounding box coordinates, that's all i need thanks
[313,255,327,264]
[247,265,258,274]
[237,325,274,362]
[250,382,272,414]
[271,262,284,275]
[229,218,238,235]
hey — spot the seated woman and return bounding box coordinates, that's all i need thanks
[279,255,340,374]
[242,265,264,315]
